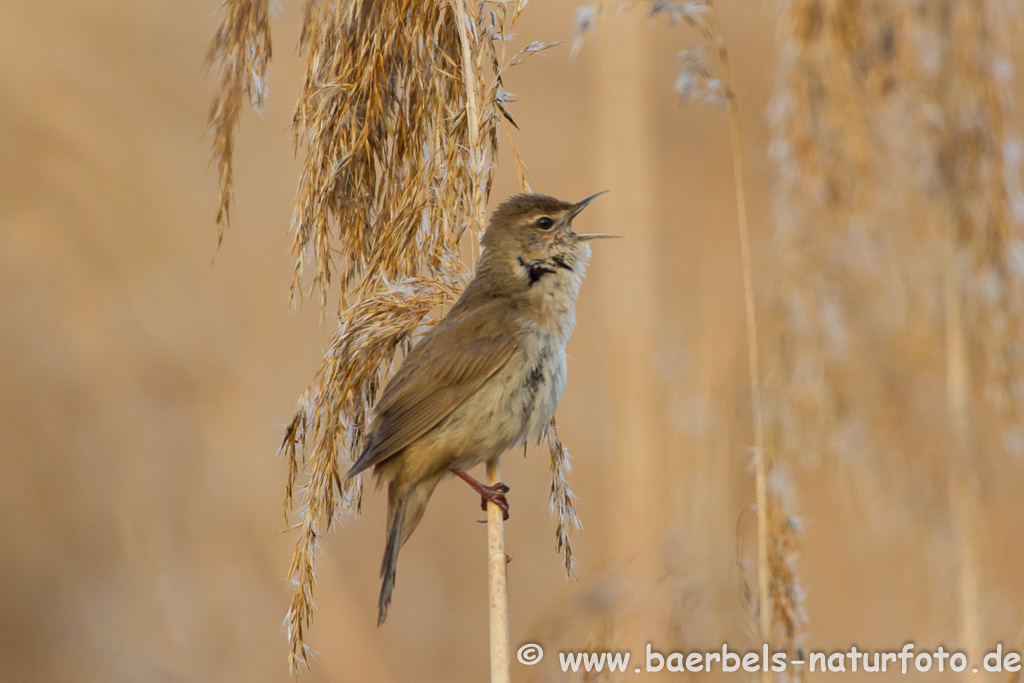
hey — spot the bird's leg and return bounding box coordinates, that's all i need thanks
[452,468,510,520]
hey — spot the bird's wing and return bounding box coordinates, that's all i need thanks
[347,300,517,476]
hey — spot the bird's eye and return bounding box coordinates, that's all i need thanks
[536,216,554,230]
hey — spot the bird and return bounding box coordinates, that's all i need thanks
[346,192,613,625]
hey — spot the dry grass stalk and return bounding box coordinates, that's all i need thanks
[769,0,1023,667]
[446,10,514,671]
[571,0,805,667]
[205,0,272,245]
[447,2,565,679]
[485,455,512,683]
[453,0,511,672]
[646,0,806,671]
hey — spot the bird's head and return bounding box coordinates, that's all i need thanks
[479,192,614,286]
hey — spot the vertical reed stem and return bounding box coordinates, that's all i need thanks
[946,253,982,676]
[451,1,510,679]
[487,458,512,683]
[708,3,772,666]
[728,93,772,683]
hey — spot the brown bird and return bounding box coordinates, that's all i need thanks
[347,192,612,625]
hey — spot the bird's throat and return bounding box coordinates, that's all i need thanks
[518,255,572,286]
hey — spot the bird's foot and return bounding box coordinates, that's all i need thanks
[477,482,510,520]
[452,468,511,521]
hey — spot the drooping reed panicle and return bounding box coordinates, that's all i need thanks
[542,419,583,579]
[206,0,272,245]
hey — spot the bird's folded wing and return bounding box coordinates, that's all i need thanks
[348,303,517,476]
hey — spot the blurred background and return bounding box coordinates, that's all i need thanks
[3,1,1024,681]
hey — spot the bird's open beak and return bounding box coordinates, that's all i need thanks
[567,191,609,220]
[573,233,622,241]
[567,191,620,240]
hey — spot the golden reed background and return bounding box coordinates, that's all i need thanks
[3,1,1024,681]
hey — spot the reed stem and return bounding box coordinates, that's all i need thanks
[451,1,510,679]
[708,1,773,666]
[946,251,982,677]
[487,458,512,683]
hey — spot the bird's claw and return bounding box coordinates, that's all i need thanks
[451,468,511,520]
[479,482,510,520]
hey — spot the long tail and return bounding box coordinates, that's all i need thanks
[377,476,441,626]
[378,496,406,626]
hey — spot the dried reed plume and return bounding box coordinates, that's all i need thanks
[542,420,583,579]
[647,0,807,671]
[207,0,570,679]
[281,4,476,672]
[206,0,272,244]
[768,0,1024,666]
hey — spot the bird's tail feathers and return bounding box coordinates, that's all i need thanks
[378,497,406,626]
[376,476,441,626]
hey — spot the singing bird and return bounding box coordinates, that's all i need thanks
[346,192,612,625]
